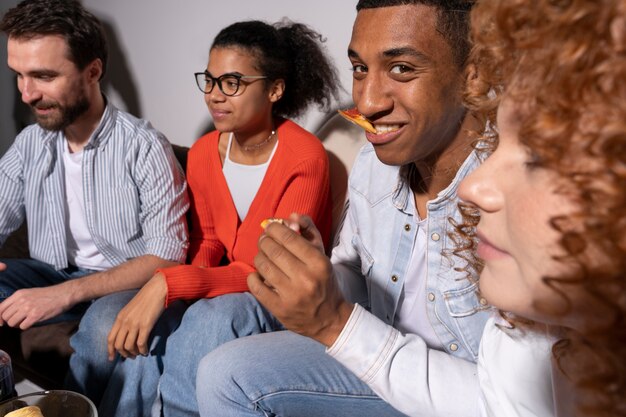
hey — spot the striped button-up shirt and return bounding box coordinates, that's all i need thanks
[0,103,189,270]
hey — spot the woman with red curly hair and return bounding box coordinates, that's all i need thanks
[459,0,626,416]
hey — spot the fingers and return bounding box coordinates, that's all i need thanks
[122,327,140,358]
[247,272,281,309]
[107,323,137,359]
[136,328,150,356]
[256,229,304,289]
[19,314,37,330]
[106,283,165,360]
[0,299,7,326]
[3,306,26,329]
[261,219,323,271]
[107,315,143,360]
[289,214,325,251]
[0,296,32,329]
[0,262,6,272]
[107,322,121,360]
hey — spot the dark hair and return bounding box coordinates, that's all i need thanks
[211,20,340,119]
[0,0,108,80]
[356,0,475,67]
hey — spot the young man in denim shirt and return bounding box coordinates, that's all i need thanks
[195,1,490,416]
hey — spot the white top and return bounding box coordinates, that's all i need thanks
[478,314,559,417]
[222,132,278,221]
[62,139,112,271]
[394,201,442,350]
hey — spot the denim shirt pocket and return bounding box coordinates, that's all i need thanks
[442,283,490,359]
[351,233,374,277]
[443,282,487,318]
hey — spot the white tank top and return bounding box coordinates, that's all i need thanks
[222,132,278,221]
[62,139,112,271]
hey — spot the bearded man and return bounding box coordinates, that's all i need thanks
[0,0,189,330]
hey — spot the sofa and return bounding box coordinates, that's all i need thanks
[0,111,366,390]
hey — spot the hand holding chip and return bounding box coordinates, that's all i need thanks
[250,214,353,347]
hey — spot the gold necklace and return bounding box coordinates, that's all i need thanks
[237,130,276,152]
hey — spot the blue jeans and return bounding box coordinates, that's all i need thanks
[65,290,187,416]
[155,292,282,417]
[0,258,94,324]
[196,331,408,417]
[68,291,281,417]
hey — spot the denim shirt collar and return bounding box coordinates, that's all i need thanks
[391,150,482,214]
[391,165,412,213]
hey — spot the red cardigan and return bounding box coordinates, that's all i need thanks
[161,119,332,305]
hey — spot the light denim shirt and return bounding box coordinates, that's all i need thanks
[0,102,189,270]
[328,143,491,417]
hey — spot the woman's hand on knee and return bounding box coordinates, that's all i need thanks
[106,273,167,360]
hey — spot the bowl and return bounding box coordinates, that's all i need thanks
[0,390,97,417]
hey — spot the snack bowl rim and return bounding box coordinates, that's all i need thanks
[0,389,97,416]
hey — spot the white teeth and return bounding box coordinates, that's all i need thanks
[374,125,401,134]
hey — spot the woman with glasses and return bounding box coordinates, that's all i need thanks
[69,20,340,417]
[457,0,626,416]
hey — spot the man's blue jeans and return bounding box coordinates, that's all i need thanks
[154,292,282,417]
[67,291,282,417]
[0,258,94,324]
[196,331,409,417]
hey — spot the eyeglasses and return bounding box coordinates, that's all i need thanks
[194,71,268,96]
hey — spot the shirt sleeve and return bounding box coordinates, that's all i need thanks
[134,136,189,263]
[330,198,370,307]
[477,316,556,417]
[327,303,481,417]
[0,143,26,245]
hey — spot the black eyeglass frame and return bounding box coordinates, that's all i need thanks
[194,71,268,96]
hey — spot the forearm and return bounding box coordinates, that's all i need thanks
[162,260,254,305]
[61,255,178,305]
[327,304,480,417]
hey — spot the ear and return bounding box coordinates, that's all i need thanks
[84,58,103,84]
[268,79,285,103]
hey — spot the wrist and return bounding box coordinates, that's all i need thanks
[316,301,354,347]
[150,272,169,306]
[59,276,90,305]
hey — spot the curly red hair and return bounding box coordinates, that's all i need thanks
[464,0,626,415]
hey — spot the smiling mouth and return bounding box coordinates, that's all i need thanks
[373,124,402,134]
[210,109,230,117]
[365,124,404,145]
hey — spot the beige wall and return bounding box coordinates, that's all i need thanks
[82,0,357,147]
[1,1,357,149]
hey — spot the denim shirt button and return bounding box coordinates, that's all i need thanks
[427,292,435,302]
[431,232,441,241]
[404,224,411,231]
[391,275,399,283]
[450,343,459,352]
[479,297,488,306]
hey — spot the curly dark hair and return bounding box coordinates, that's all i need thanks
[463,0,626,416]
[210,20,340,119]
[356,0,475,67]
[0,0,108,80]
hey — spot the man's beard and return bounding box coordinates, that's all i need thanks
[31,89,90,132]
